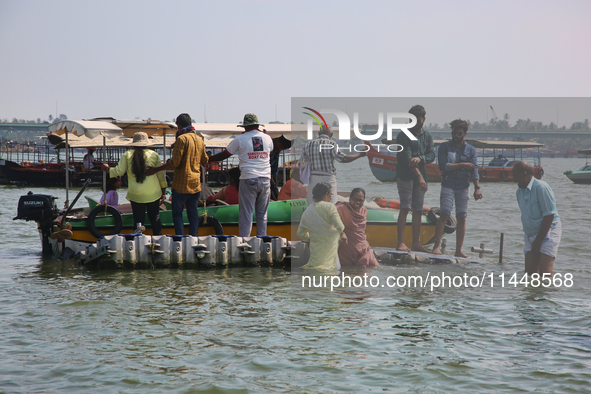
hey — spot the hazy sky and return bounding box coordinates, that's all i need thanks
[1,0,590,126]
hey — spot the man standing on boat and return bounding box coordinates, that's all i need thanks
[512,161,561,275]
[432,119,482,257]
[208,113,274,236]
[395,104,435,252]
[302,126,365,205]
[83,148,96,172]
[147,113,208,236]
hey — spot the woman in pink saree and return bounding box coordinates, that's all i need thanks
[337,188,379,268]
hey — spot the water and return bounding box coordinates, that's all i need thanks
[1,158,590,393]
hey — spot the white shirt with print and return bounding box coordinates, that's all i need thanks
[226,130,274,179]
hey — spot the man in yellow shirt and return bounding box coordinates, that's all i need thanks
[147,113,208,235]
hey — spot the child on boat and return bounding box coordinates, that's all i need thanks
[99,176,121,211]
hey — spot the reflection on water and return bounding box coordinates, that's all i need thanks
[0,158,590,392]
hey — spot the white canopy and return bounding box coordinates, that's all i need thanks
[49,120,123,139]
[466,140,544,149]
[87,117,177,138]
[193,123,297,138]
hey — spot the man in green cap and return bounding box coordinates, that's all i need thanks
[209,113,274,236]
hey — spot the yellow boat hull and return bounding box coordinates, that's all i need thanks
[64,220,435,249]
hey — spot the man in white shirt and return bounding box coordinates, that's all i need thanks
[209,113,274,236]
[83,148,96,172]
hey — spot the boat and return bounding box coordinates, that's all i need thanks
[0,119,296,187]
[0,157,77,186]
[0,119,178,186]
[11,120,444,260]
[14,192,443,257]
[564,149,591,184]
[365,139,545,183]
[365,140,445,182]
[0,119,237,187]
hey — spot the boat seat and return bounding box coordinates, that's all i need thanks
[117,204,133,214]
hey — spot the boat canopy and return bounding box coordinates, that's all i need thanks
[193,123,294,138]
[466,140,544,149]
[51,119,294,146]
[45,133,234,149]
[87,118,177,138]
[577,149,591,155]
[49,120,123,139]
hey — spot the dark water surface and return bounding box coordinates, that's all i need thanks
[0,158,590,393]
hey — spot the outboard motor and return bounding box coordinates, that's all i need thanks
[14,192,60,255]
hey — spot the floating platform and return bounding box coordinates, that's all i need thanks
[374,248,485,265]
[76,234,311,270]
[74,235,490,270]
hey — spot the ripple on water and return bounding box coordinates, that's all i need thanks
[0,160,590,392]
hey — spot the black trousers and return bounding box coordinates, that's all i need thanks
[131,199,162,235]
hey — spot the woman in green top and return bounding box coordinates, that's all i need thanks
[101,132,167,234]
[297,182,347,271]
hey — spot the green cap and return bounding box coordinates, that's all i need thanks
[238,113,264,128]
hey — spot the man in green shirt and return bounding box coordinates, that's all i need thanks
[395,105,435,252]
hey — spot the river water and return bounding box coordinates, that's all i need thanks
[0,158,590,393]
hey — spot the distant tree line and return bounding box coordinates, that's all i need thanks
[427,114,590,132]
[0,114,68,124]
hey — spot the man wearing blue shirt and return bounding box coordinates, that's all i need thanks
[512,161,561,275]
[432,119,482,257]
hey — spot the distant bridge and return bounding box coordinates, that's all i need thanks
[425,129,591,140]
[1,123,591,140]
[0,123,50,137]
[355,125,591,140]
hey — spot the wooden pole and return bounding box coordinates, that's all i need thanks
[499,233,504,264]
[282,149,286,185]
[65,131,69,209]
[103,134,107,203]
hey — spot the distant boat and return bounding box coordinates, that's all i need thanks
[0,158,76,186]
[564,149,591,184]
[0,119,236,187]
[365,139,545,183]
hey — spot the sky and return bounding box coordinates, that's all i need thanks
[1,0,590,126]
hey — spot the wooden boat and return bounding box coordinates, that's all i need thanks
[564,149,591,184]
[0,158,77,186]
[365,139,545,183]
[1,119,296,187]
[14,193,440,256]
[0,119,178,186]
[12,119,440,257]
[0,119,236,187]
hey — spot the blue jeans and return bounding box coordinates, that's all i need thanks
[171,190,200,236]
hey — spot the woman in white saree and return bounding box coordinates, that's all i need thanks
[297,182,347,271]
